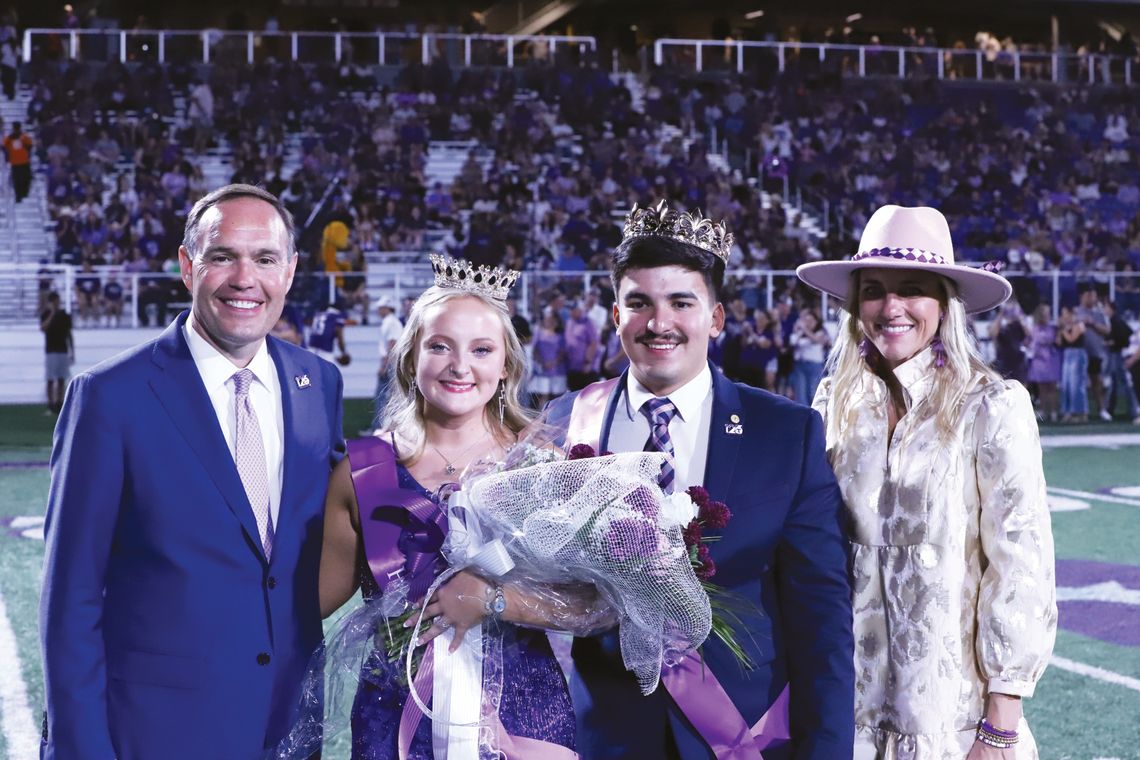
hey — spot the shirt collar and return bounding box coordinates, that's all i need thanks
[624,363,713,423]
[183,316,274,394]
[890,346,937,407]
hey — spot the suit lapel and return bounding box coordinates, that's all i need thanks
[598,371,628,453]
[271,339,318,565]
[148,315,262,555]
[703,366,743,504]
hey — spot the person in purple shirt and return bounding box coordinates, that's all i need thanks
[308,303,350,365]
[564,299,599,391]
[527,310,567,407]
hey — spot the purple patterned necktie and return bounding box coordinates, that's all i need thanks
[232,369,274,559]
[641,397,678,493]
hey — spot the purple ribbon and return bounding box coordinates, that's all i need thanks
[662,653,789,759]
[346,438,448,602]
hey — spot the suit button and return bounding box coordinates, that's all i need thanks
[257,652,271,666]
[267,576,277,589]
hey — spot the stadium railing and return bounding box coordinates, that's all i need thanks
[653,38,1138,86]
[6,264,1139,327]
[20,28,596,67]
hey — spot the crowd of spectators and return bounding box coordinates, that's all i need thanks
[15,38,1140,420]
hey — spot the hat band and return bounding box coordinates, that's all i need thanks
[852,247,947,265]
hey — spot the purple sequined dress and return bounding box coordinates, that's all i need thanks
[349,464,576,760]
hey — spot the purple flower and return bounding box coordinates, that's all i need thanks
[699,500,732,530]
[604,517,660,562]
[568,443,597,460]
[624,485,661,521]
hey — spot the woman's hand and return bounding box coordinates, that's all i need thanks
[412,570,493,652]
[968,693,1021,760]
[965,739,1015,759]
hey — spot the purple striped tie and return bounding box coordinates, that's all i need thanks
[232,369,274,559]
[641,397,677,493]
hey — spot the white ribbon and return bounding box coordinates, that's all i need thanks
[431,623,483,759]
[405,487,518,759]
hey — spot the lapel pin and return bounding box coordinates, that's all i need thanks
[294,374,311,389]
[730,414,740,423]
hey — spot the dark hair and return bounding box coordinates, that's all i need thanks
[610,236,725,302]
[182,183,296,259]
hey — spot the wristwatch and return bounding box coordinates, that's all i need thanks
[485,583,507,621]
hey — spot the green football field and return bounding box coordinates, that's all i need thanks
[1,404,1138,759]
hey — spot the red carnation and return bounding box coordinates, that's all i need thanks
[682,519,703,549]
[686,485,711,508]
[699,500,732,530]
[567,444,597,460]
[695,544,717,580]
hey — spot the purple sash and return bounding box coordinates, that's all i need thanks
[567,380,791,758]
[346,437,446,602]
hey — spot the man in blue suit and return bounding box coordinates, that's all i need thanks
[39,184,345,759]
[548,202,855,759]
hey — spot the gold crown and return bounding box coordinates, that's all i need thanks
[621,200,735,264]
[429,254,521,301]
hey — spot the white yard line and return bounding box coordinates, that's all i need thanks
[0,588,38,759]
[1050,655,1140,694]
[1039,433,1140,449]
[1047,486,1140,508]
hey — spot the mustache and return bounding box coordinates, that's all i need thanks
[635,330,688,345]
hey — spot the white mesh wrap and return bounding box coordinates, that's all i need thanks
[459,449,712,694]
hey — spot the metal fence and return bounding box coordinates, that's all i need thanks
[20,28,596,67]
[7,264,1140,327]
[653,38,1139,86]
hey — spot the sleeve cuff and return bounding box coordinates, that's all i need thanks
[987,677,1037,698]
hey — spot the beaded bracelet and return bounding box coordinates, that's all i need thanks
[976,719,1019,749]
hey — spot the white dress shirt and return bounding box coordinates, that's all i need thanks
[607,365,713,491]
[184,320,284,529]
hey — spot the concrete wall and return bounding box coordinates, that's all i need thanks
[2,321,386,405]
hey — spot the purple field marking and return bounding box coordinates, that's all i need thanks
[1056,559,1140,590]
[1056,559,1140,647]
[1057,601,1140,647]
[0,461,49,468]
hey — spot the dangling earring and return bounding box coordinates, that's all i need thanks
[930,335,946,368]
[498,382,506,425]
[931,313,946,369]
[859,337,878,367]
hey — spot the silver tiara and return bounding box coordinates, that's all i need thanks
[621,200,734,264]
[429,254,521,301]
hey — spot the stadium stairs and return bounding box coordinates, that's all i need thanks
[0,85,53,323]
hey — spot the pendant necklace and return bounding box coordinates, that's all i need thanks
[432,431,491,476]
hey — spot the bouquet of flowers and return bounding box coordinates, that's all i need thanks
[434,440,711,695]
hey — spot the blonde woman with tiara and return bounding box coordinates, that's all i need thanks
[797,206,1057,760]
[279,256,606,759]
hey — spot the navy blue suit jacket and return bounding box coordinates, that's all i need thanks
[39,312,344,760]
[547,366,854,760]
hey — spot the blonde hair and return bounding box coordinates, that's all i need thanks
[823,271,1001,444]
[379,288,533,463]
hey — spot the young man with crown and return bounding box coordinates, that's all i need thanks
[546,201,855,759]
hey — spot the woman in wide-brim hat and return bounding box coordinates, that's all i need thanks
[797,205,1057,759]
